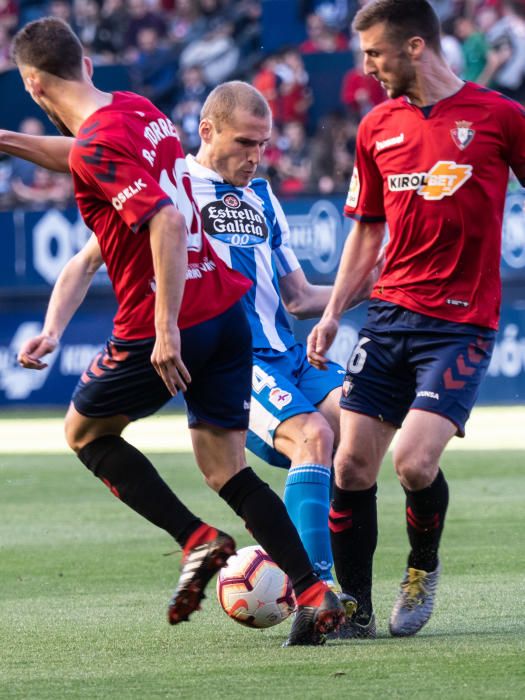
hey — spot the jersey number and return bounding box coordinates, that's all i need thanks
[252,365,277,394]
[159,166,202,252]
[347,337,371,374]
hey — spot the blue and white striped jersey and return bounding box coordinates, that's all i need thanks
[187,155,300,350]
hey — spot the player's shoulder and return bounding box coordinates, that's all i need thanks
[461,82,525,118]
[248,177,281,210]
[249,176,272,191]
[72,110,126,161]
[246,176,278,203]
[358,97,406,133]
[73,92,156,153]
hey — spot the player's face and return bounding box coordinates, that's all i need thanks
[359,22,417,99]
[206,108,272,187]
[18,63,75,137]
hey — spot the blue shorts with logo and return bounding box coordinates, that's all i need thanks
[340,301,496,436]
[247,342,345,468]
[72,301,252,430]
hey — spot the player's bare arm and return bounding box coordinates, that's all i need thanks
[18,233,104,369]
[280,249,385,320]
[307,220,384,369]
[0,129,72,172]
[149,205,192,396]
[279,267,333,320]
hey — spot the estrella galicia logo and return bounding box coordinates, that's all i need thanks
[200,193,269,246]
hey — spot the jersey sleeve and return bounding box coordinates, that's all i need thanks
[267,185,301,278]
[501,99,525,185]
[70,130,174,233]
[343,118,386,222]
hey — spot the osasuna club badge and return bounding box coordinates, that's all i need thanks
[450,120,475,150]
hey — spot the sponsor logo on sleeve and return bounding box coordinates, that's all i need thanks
[112,178,147,210]
[346,166,360,209]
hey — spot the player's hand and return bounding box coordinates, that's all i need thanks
[307,317,339,370]
[151,327,191,396]
[18,334,58,370]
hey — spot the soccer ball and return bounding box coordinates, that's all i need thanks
[216,545,296,628]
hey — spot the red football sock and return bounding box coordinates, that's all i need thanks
[183,523,218,556]
[296,580,328,607]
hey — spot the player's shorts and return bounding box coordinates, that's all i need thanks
[340,300,496,436]
[72,301,252,430]
[247,342,345,468]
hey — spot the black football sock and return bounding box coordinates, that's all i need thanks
[404,469,449,572]
[219,467,317,596]
[78,435,201,546]
[329,483,378,618]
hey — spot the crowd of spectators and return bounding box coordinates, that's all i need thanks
[0,0,525,208]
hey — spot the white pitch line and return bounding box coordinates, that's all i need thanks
[0,406,524,454]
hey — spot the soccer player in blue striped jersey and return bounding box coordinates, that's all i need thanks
[188,81,378,585]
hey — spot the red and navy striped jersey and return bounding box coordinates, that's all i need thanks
[69,91,251,340]
[344,82,525,330]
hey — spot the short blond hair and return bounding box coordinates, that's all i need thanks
[201,81,271,130]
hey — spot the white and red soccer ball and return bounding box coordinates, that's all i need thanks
[216,545,296,628]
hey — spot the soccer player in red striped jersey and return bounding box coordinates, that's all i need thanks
[9,18,344,643]
[308,0,525,639]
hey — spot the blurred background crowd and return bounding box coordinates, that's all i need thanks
[0,0,525,209]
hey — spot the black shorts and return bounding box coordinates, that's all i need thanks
[72,301,252,430]
[340,301,496,436]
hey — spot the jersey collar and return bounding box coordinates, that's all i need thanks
[186,154,224,182]
[401,81,469,118]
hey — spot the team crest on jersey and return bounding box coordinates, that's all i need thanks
[388,161,472,201]
[450,120,475,150]
[346,166,360,209]
[200,193,268,245]
[223,193,241,208]
[269,387,292,409]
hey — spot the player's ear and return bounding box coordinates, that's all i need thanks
[406,36,425,60]
[83,56,94,79]
[25,71,43,97]
[199,118,214,143]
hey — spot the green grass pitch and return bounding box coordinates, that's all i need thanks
[1,448,524,699]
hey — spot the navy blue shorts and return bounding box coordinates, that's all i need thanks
[340,301,496,436]
[72,301,252,430]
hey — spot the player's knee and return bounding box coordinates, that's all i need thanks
[64,418,83,454]
[64,414,96,454]
[298,413,335,461]
[394,449,437,490]
[334,450,375,490]
[204,464,245,493]
[277,412,335,464]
